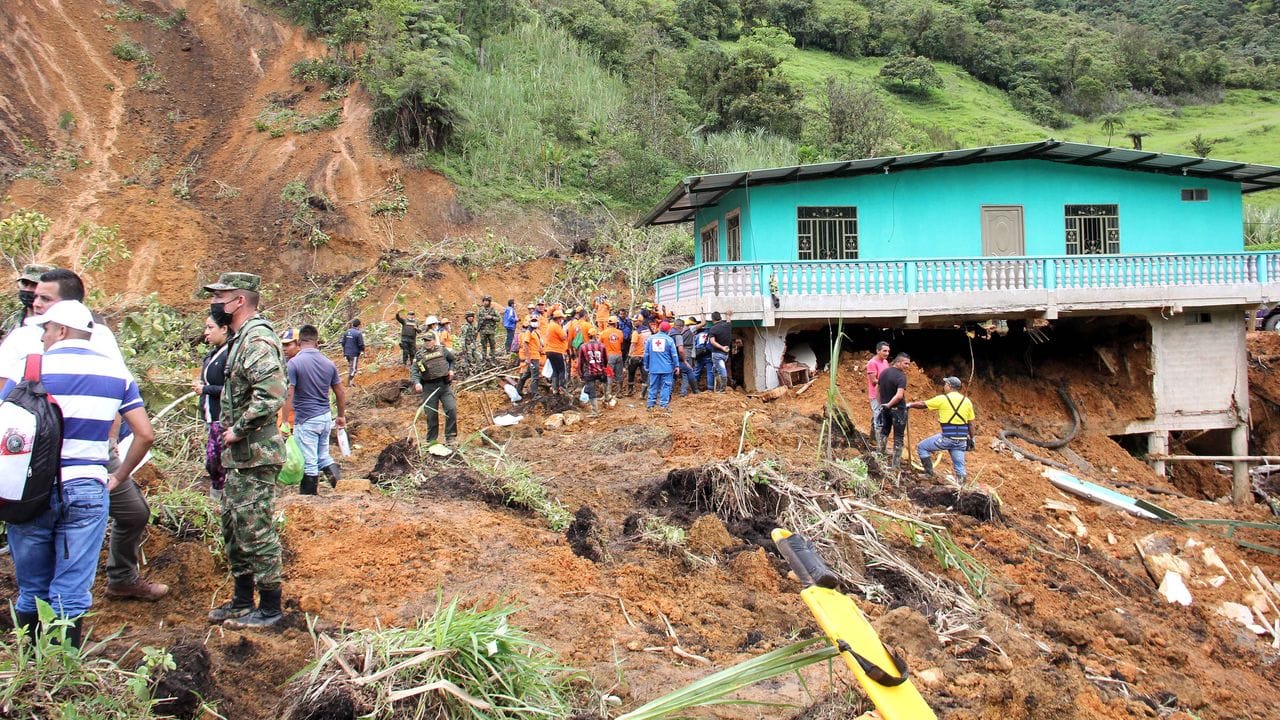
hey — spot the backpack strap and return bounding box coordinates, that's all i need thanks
[23,354,41,383]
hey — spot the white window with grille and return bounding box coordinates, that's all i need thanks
[726,211,741,261]
[700,221,719,262]
[1065,204,1119,255]
[797,206,857,260]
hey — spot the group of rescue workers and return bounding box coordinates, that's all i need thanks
[2,262,976,650]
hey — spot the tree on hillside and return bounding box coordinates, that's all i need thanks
[878,55,943,92]
[0,208,51,274]
[454,0,527,69]
[712,24,805,138]
[1126,130,1150,150]
[1100,114,1124,146]
[823,76,901,159]
[1189,133,1215,158]
[676,0,740,40]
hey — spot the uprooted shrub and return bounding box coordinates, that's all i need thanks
[281,598,576,720]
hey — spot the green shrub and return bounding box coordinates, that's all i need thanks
[293,108,343,133]
[110,38,150,63]
[290,58,355,86]
[0,600,175,718]
[150,485,224,558]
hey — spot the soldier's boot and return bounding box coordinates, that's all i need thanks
[300,475,319,495]
[322,462,341,488]
[208,574,255,623]
[920,455,934,477]
[224,584,283,630]
[15,610,39,641]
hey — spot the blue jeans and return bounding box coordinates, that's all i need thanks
[647,372,674,408]
[296,412,336,476]
[8,479,110,617]
[918,433,969,479]
[711,351,729,389]
[679,359,700,395]
[696,355,713,390]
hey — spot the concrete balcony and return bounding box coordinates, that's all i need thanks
[654,251,1280,325]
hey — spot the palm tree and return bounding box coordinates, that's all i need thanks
[1099,114,1124,146]
[1126,130,1150,150]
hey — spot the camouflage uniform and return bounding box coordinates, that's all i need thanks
[2,263,54,339]
[476,301,500,362]
[459,319,479,370]
[209,276,287,588]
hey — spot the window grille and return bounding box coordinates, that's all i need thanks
[1064,204,1119,255]
[797,206,857,260]
[700,223,718,262]
[1181,188,1208,202]
[726,212,741,261]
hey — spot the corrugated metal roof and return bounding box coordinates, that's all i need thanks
[636,140,1280,227]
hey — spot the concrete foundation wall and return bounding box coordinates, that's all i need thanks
[1129,307,1248,433]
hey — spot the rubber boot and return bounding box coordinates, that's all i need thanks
[300,475,318,495]
[208,574,255,623]
[322,462,341,487]
[15,610,39,641]
[589,399,599,417]
[225,584,283,630]
[64,616,83,649]
[920,455,934,477]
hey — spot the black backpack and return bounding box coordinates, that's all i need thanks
[0,355,65,524]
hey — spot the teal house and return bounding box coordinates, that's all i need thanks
[639,141,1280,502]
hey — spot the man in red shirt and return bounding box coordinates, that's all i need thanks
[866,341,891,444]
[577,328,609,416]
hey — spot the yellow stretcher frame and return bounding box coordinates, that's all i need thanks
[772,529,936,720]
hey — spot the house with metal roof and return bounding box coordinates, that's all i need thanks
[640,140,1280,502]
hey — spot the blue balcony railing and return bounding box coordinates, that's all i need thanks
[654,251,1280,306]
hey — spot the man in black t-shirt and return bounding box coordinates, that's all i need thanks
[876,353,912,468]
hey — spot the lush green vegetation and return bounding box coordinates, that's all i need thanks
[255,0,1280,214]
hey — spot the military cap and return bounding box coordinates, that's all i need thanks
[482,294,492,301]
[18,263,56,284]
[202,272,261,292]
[465,311,476,318]
[421,331,437,342]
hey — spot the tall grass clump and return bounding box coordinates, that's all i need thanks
[435,21,626,192]
[689,128,800,175]
[1245,204,1280,249]
[0,600,175,718]
[461,446,573,531]
[283,598,577,720]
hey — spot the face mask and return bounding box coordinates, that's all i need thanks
[210,302,233,327]
[18,290,35,308]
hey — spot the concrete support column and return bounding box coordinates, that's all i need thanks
[1147,432,1168,477]
[1232,423,1250,505]
[748,326,787,392]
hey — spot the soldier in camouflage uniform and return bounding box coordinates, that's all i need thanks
[202,272,289,629]
[2,263,55,339]
[476,295,500,364]
[459,311,479,372]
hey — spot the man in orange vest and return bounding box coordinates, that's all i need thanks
[543,309,569,396]
[600,316,625,400]
[517,319,544,401]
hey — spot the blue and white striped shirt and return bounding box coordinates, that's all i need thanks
[0,339,143,485]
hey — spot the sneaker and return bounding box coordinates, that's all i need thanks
[223,608,283,629]
[322,463,341,487]
[105,579,170,601]
[207,600,254,623]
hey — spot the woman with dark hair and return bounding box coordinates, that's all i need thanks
[193,312,231,501]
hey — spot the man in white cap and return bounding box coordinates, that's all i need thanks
[0,268,167,603]
[3,300,155,646]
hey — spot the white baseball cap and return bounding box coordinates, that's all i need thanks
[25,300,94,333]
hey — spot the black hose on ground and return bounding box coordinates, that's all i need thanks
[998,384,1081,469]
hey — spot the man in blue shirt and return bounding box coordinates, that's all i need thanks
[341,318,365,384]
[617,308,634,365]
[3,300,154,647]
[643,320,680,411]
[284,325,346,495]
[502,298,518,356]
